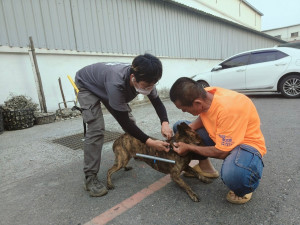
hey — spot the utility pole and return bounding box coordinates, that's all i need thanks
[28,36,47,113]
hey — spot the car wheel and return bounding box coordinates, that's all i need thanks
[279,74,300,98]
[197,81,209,88]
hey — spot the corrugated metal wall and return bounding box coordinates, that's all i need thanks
[0,0,281,59]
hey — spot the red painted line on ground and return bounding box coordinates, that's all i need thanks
[84,160,198,225]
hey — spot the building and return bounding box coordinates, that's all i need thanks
[263,24,300,43]
[185,0,263,31]
[0,0,285,111]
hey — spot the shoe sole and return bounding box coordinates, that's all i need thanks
[226,191,252,204]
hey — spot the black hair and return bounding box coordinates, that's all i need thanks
[169,77,207,106]
[130,53,162,83]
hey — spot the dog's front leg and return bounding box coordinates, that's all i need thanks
[170,172,200,202]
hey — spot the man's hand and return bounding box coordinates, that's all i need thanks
[146,138,170,152]
[161,121,173,140]
[172,142,191,156]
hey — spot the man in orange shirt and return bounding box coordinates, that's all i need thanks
[169,77,266,204]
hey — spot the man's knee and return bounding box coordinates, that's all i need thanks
[221,150,263,196]
[222,169,261,196]
[84,112,105,145]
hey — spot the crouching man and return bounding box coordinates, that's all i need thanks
[170,77,266,204]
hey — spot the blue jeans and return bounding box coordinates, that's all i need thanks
[173,120,264,197]
[221,144,264,196]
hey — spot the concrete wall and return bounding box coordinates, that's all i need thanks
[0,46,220,112]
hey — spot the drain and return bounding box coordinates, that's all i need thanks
[53,130,122,150]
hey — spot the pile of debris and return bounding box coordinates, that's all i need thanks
[2,94,38,130]
[2,94,39,111]
[55,108,81,121]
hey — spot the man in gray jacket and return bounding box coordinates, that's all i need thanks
[75,54,173,197]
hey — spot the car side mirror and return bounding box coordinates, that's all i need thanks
[211,65,222,71]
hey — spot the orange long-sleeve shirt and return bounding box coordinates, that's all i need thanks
[200,87,267,157]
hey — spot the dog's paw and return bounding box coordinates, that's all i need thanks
[124,166,132,171]
[189,193,200,202]
[107,183,115,190]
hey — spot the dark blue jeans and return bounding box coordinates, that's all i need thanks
[173,120,264,197]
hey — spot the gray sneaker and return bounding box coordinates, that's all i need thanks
[84,175,108,197]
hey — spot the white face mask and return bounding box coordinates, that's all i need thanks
[132,77,154,95]
[135,87,152,95]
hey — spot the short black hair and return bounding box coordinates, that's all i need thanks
[130,53,162,83]
[170,77,207,106]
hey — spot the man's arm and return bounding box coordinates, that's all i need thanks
[189,116,204,130]
[149,97,173,139]
[148,96,168,124]
[108,108,170,152]
[173,142,230,159]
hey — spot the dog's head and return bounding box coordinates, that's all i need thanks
[173,122,204,146]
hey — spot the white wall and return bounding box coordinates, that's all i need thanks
[0,46,220,112]
[193,0,262,31]
[263,24,300,42]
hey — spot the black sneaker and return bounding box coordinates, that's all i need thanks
[84,175,108,197]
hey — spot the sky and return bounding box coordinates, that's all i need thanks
[246,0,300,30]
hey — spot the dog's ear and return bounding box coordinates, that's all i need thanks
[181,122,190,130]
[177,122,190,134]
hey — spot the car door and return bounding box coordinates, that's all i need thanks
[211,53,250,90]
[245,50,291,90]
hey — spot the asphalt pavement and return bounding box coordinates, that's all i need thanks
[0,94,299,225]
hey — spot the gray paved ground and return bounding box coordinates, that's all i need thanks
[0,94,299,225]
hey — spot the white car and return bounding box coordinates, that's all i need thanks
[192,44,300,98]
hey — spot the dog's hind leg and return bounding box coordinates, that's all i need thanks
[107,164,120,190]
[170,172,200,202]
[184,166,213,184]
[107,150,131,190]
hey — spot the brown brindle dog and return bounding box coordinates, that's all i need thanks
[107,122,213,202]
